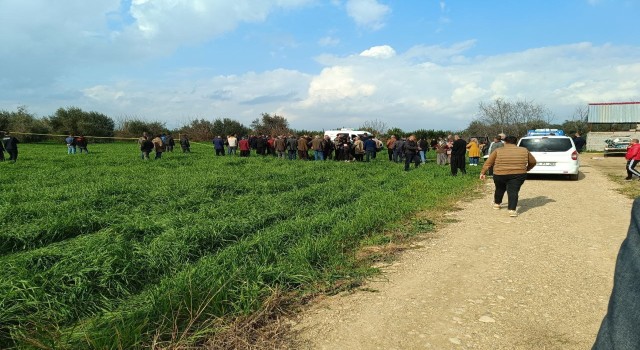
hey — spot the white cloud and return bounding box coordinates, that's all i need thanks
[300,66,377,107]
[360,45,396,58]
[345,0,390,30]
[0,0,314,87]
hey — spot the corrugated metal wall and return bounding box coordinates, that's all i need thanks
[588,103,640,123]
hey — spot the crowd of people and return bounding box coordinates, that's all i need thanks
[131,132,504,173]
[137,132,191,159]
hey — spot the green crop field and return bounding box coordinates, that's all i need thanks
[0,142,479,349]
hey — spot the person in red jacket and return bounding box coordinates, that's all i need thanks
[239,136,250,157]
[625,139,640,180]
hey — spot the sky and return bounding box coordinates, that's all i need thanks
[0,0,639,132]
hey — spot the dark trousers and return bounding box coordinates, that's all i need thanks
[155,151,162,159]
[404,152,420,171]
[215,148,224,156]
[6,149,17,161]
[450,155,466,175]
[0,150,4,161]
[492,173,527,210]
[298,150,308,160]
[365,150,375,162]
[627,160,640,178]
[388,149,394,161]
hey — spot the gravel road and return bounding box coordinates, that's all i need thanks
[291,157,632,349]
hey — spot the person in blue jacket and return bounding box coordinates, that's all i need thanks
[65,135,76,154]
[213,136,225,156]
[593,198,640,349]
[363,136,377,162]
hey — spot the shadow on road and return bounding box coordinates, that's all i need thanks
[518,196,556,214]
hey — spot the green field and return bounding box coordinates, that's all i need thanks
[0,142,479,349]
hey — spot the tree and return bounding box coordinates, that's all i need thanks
[114,118,166,138]
[385,127,406,138]
[179,119,214,141]
[561,106,589,135]
[359,119,388,136]
[211,118,250,138]
[409,129,450,141]
[0,106,50,142]
[48,107,114,137]
[468,98,552,137]
[250,113,290,136]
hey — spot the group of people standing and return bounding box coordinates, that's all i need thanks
[65,135,89,154]
[138,133,190,159]
[209,133,385,163]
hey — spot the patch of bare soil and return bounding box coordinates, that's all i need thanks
[290,157,632,349]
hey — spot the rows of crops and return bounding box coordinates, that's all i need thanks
[0,143,479,348]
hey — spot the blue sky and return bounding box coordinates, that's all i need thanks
[0,0,638,131]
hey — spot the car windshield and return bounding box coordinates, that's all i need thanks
[519,138,573,152]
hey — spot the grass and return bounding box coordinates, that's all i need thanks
[0,142,481,349]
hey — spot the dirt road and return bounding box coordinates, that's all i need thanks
[292,157,632,349]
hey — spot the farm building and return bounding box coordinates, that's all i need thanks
[585,102,640,151]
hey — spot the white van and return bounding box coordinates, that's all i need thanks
[517,134,580,180]
[324,128,372,140]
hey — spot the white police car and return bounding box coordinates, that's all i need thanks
[517,129,580,180]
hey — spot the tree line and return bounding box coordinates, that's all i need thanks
[0,107,454,143]
[0,98,606,144]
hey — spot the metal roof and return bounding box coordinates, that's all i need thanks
[588,102,640,123]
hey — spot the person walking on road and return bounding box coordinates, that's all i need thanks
[479,135,537,217]
[466,137,481,166]
[450,135,467,176]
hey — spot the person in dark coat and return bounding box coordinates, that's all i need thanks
[180,135,191,153]
[2,132,19,162]
[364,136,377,162]
[256,135,267,156]
[76,135,89,154]
[140,136,154,160]
[323,135,334,160]
[573,133,586,153]
[450,134,467,176]
[286,135,297,160]
[593,198,640,349]
[403,135,420,171]
[213,136,225,156]
[166,134,175,152]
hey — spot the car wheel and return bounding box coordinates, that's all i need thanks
[570,173,579,181]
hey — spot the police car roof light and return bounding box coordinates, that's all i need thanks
[526,129,565,136]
